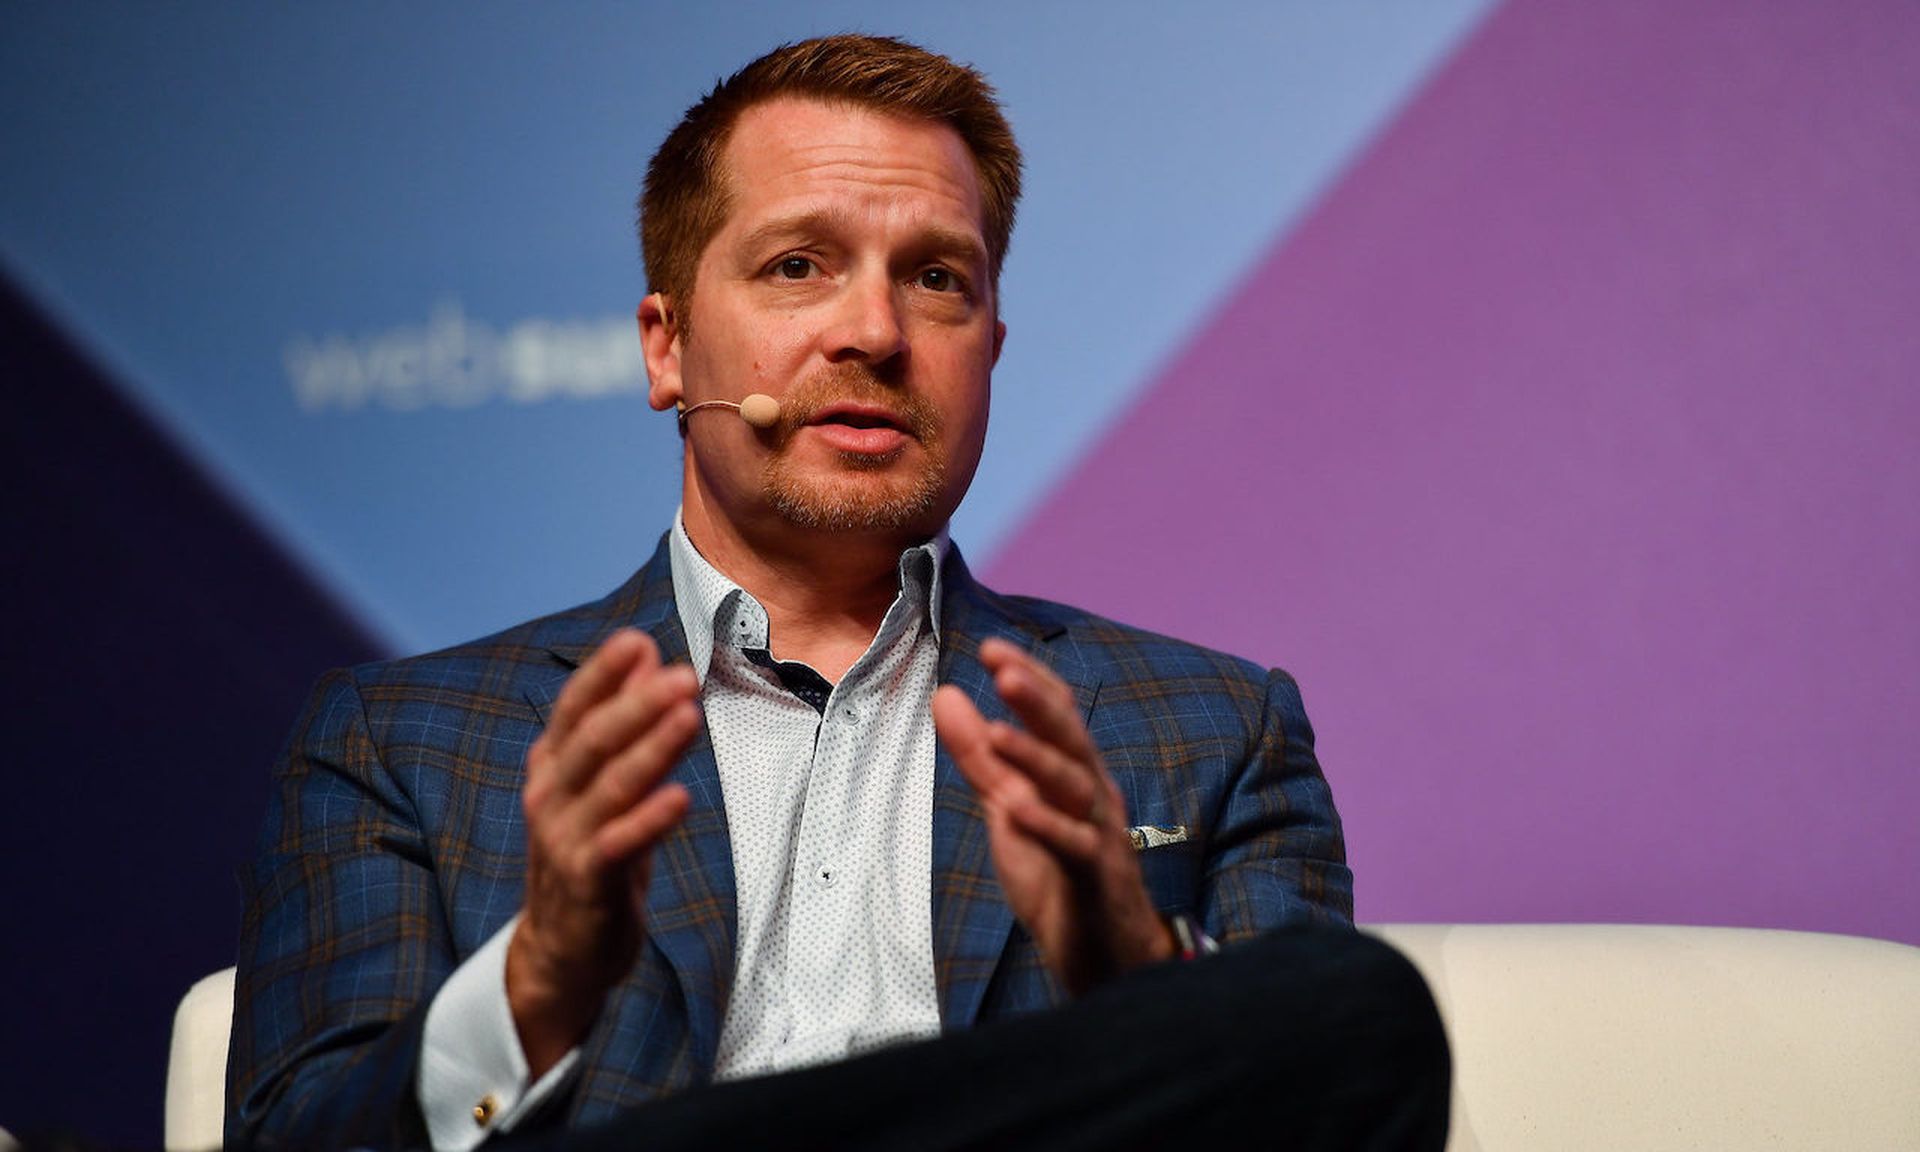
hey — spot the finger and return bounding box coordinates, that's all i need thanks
[542,630,658,752]
[1005,793,1105,865]
[550,693,695,875]
[932,684,1020,799]
[578,696,703,827]
[978,640,1098,764]
[549,662,699,796]
[986,720,1102,820]
[979,641,1108,818]
[594,780,693,867]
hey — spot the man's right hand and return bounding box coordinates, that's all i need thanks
[508,628,700,1078]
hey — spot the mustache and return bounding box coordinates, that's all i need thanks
[771,365,940,443]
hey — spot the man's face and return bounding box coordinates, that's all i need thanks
[644,97,1003,548]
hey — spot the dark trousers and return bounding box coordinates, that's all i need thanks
[523,926,1451,1151]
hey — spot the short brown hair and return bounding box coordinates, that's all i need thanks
[639,34,1023,315]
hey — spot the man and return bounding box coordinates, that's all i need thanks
[229,35,1445,1152]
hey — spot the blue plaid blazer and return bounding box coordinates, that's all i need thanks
[228,538,1352,1149]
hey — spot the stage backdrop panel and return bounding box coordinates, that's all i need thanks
[991,0,1920,950]
[0,1,1492,653]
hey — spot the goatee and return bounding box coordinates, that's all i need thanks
[760,365,945,533]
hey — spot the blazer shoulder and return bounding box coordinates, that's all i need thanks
[986,587,1279,687]
[328,546,674,702]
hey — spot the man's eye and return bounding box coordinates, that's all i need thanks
[916,267,958,292]
[775,257,814,280]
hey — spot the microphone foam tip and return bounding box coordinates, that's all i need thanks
[739,393,781,429]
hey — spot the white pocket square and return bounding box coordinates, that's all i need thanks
[1127,824,1189,850]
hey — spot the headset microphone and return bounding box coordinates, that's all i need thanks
[676,394,781,430]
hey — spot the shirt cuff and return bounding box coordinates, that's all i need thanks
[419,915,581,1150]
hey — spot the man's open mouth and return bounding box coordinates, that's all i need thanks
[810,404,908,432]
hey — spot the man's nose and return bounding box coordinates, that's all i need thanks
[824,274,908,368]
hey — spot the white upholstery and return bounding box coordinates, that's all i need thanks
[165,925,1920,1151]
[165,966,233,1152]
[1367,924,1920,1151]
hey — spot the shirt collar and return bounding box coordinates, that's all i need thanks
[667,508,949,681]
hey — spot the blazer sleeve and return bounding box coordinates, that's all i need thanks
[1200,667,1355,940]
[226,667,447,1152]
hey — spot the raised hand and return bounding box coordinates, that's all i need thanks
[932,637,1174,997]
[508,629,701,1076]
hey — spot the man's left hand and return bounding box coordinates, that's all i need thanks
[933,637,1176,996]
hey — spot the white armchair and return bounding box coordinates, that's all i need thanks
[165,966,235,1152]
[1366,924,1920,1151]
[166,925,1920,1151]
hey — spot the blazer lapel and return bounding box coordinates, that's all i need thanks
[527,537,738,1074]
[932,551,1098,1027]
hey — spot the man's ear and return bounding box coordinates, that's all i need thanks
[639,292,682,412]
[992,318,1007,367]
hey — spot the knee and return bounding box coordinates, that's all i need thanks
[1130,927,1452,1149]
[1218,925,1450,1071]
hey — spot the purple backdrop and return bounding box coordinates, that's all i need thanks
[988,0,1920,946]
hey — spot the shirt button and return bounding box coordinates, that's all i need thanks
[843,706,857,720]
[473,1095,499,1127]
[818,866,835,886]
